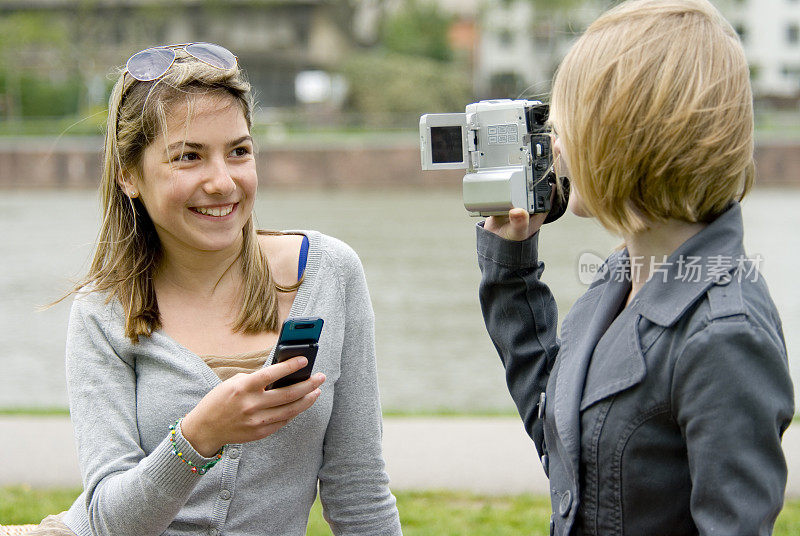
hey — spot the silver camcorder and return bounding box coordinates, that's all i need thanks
[420,99,559,217]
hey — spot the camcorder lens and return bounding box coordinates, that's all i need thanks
[431,126,463,164]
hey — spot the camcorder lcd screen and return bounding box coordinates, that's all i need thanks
[431,126,463,164]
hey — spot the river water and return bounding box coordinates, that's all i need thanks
[1,188,798,413]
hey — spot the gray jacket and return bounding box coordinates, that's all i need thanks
[477,202,794,536]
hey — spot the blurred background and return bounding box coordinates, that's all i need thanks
[1,0,798,415]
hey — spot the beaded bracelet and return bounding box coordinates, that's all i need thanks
[169,418,224,475]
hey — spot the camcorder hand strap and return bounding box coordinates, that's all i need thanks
[543,177,570,225]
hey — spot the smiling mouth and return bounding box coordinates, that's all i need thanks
[190,203,236,217]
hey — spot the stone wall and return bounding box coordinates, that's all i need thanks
[0,138,796,189]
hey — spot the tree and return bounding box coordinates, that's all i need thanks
[381,0,454,61]
[0,11,71,118]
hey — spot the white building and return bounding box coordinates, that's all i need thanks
[475,0,800,100]
[722,0,800,98]
[476,1,602,98]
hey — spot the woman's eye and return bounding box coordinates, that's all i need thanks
[231,146,251,157]
[173,152,199,162]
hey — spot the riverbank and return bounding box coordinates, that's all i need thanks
[0,135,799,189]
[2,415,798,497]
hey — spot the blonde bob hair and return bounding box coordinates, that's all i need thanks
[70,47,293,343]
[550,0,754,235]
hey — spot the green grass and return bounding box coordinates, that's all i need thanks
[0,486,83,525]
[2,486,799,535]
[0,407,70,417]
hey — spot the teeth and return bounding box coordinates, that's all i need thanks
[195,204,234,217]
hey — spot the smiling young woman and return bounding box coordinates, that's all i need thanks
[31,44,402,536]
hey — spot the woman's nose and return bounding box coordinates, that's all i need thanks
[203,157,236,196]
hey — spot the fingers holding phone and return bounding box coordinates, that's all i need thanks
[181,357,325,456]
[181,318,325,456]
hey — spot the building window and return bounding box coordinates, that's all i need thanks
[498,29,514,48]
[788,23,800,44]
[749,63,761,82]
[781,65,800,78]
[734,23,747,43]
[489,72,525,98]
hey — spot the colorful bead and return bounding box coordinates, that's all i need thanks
[168,418,224,476]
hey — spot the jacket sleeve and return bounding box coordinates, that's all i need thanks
[64,294,219,536]
[316,245,402,535]
[476,223,560,454]
[671,320,795,536]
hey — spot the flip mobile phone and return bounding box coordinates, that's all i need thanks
[266,317,324,390]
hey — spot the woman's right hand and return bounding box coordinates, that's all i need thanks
[181,356,326,457]
[485,208,548,241]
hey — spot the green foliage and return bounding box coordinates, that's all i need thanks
[18,75,83,117]
[0,72,83,118]
[340,52,471,126]
[0,12,69,51]
[381,1,454,61]
[526,0,592,12]
[0,11,75,119]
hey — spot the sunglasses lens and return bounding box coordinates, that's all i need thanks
[185,43,237,70]
[126,47,176,81]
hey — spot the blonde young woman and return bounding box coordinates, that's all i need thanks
[477,1,794,535]
[31,43,402,536]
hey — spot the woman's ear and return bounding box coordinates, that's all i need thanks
[118,169,140,199]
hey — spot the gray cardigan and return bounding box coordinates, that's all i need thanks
[62,231,402,536]
[477,202,794,535]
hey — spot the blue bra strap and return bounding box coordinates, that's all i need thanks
[298,235,309,281]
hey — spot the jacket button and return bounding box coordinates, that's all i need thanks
[559,490,572,517]
[541,454,549,475]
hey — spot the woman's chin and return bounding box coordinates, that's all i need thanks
[568,197,591,218]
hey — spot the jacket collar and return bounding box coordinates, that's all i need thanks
[554,260,632,483]
[620,202,747,327]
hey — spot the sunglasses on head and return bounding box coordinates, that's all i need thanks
[125,42,237,82]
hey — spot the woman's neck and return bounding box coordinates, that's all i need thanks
[156,239,244,300]
[623,219,707,305]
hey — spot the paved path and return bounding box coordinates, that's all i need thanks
[1,416,798,496]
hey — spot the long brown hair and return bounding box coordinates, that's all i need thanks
[65,47,294,343]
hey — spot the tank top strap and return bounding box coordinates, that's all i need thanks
[298,234,310,281]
